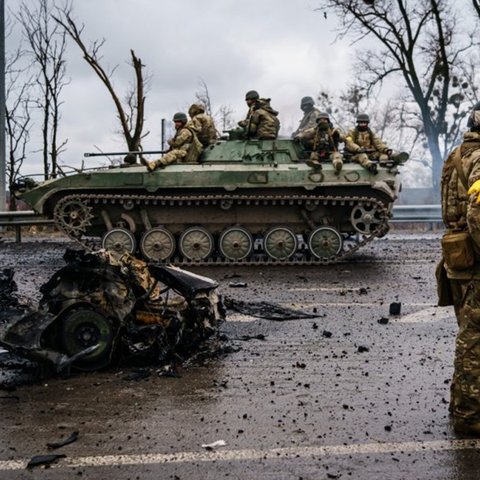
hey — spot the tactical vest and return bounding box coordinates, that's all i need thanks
[313,129,338,154]
[353,128,374,147]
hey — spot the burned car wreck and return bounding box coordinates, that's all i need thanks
[0,250,224,374]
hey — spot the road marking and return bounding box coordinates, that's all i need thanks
[2,439,480,471]
[394,306,454,323]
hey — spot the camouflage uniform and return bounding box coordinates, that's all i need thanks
[308,125,344,172]
[238,98,280,140]
[440,129,480,434]
[292,107,322,139]
[188,104,218,148]
[147,125,203,171]
[345,127,390,171]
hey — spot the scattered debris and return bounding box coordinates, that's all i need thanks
[377,317,389,325]
[122,369,152,382]
[238,334,266,341]
[157,364,181,378]
[27,454,66,469]
[322,330,332,338]
[0,268,18,308]
[201,440,227,450]
[225,297,319,321]
[228,282,247,288]
[357,345,370,353]
[46,431,79,449]
[389,302,401,315]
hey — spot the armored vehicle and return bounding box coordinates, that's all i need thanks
[15,137,407,264]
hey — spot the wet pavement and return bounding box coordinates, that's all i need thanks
[0,231,479,479]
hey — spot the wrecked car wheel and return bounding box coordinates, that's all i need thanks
[60,308,115,371]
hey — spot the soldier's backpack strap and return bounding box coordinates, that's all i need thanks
[453,147,468,190]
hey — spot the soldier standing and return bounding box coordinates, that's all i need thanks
[238,90,280,140]
[292,96,321,139]
[306,112,344,172]
[345,113,392,174]
[438,101,480,435]
[188,103,218,147]
[144,112,203,171]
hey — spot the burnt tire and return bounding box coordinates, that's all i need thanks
[60,307,115,371]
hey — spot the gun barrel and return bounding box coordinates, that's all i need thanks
[84,150,165,157]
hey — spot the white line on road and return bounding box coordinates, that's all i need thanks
[3,439,480,471]
[394,306,454,323]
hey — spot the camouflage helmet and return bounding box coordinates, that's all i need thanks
[245,90,260,100]
[188,103,205,117]
[467,101,480,130]
[356,113,370,123]
[300,96,315,107]
[172,112,188,123]
[316,112,330,122]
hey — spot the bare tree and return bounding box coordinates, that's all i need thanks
[316,84,365,130]
[195,78,213,116]
[216,104,235,132]
[53,8,148,153]
[473,0,480,17]
[18,0,69,180]
[4,39,34,211]
[317,0,476,196]
[194,79,235,133]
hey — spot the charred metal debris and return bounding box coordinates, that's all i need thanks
[0,249,225,375]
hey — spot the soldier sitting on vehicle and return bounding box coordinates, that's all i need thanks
[188,103,218,147]
[238,90,280,140]
[292,96,321,140]
[345,113,392,174]
[143,112,203,171]
[306,112,344,173]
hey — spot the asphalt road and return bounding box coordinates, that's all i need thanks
[1,231,479,479]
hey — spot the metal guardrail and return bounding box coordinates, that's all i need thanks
[0,210,54,242]
[390,204,442,223]
[0,205,443,243]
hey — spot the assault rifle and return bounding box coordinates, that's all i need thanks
[344,147,409,166]
[84,150,166,157]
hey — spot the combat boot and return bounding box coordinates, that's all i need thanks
[306,159,322,170]
[307,152,322,170]
[145,160,157,172]
[140,156,156,172]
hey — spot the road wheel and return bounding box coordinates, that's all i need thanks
[60,307,115,371]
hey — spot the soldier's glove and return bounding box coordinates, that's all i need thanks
[467,180,480,203]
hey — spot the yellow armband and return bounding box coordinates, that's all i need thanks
[467,179,480,203]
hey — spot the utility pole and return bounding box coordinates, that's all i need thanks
[0,0,5,211]
[161,118,166,154]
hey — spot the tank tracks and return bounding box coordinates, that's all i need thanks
[52,192,390,265]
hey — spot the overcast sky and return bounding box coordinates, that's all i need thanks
[10,0,353,173]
